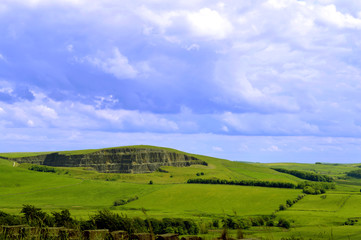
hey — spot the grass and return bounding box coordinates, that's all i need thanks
[122,184,300,218]
[3,145,361,239]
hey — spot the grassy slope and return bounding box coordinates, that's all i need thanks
[0,146,302,220]
[2,146,361,239]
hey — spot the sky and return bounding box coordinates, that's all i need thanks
[1,0,361,163]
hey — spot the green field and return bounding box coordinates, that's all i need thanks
[2,146,361,239]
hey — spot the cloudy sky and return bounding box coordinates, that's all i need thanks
[1,0,361,163]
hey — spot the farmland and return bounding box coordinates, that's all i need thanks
[1,146,361,239]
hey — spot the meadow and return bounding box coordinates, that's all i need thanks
[1,146,361,239]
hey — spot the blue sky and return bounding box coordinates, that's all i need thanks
[1,0,361,163]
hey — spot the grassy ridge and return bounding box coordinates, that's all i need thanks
[2,146,361,239]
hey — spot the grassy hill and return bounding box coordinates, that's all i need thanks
[1,145,361,239]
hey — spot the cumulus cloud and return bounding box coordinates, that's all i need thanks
[186,8,233,40]
[317,4,361,29]
[1,0,361,162]
[83,48,138,79]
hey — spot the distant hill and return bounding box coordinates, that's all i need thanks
[0,145,207,173]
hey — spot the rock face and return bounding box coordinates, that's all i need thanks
[11,147,207,173]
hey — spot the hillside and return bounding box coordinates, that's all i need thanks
[2,146,361,239]
[0,146,207,174]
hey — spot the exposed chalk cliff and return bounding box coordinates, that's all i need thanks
[10,147,207,173]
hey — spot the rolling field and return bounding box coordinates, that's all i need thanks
[123,184,300,218]
[2,146,361,239]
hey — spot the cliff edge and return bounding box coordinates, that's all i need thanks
[9,147,207,173]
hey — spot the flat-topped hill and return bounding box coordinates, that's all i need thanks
[0,146,207,173]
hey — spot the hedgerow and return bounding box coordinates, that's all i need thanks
[271,168,333,182]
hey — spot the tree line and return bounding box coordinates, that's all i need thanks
[0,205,199,235]
[271,168,333,182]
[187,178,296,189]
[346,169,361,178]
[187,178,335,194]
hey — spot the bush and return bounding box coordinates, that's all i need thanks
[90,210,136,233]
[114,196,139,206]
[298,181,334,194]
[279,204,287,211]
[21,204,53,227]
[278,218,291,229]
[0,211,22,225]
[114,199,127,206]
[28,165,57,173]
[347,169,361,178]
[222,217,252,229]
[303,186,316,195]
[266,220,274,227]
[52,209,74,228]
[344,218,358,225]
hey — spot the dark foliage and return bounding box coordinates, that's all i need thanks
[344,218,358,225]
[20,204,53,227]
[28,165,57,173]
[187,178,296,189]
[271,168,333,182]
[81,210,199,235]
[52,209,74,228]
[221,215,273,229]
[277,218,291,229]
[0,210,22,225]
[298,181,334,195]
[113,196,139,206]
[346,169,361,178]
[278,195,304,211]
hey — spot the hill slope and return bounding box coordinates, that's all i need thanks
[3,145,361,239]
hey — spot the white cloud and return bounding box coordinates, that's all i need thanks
[27,119,34,126]
[95,108,179,131]
[317,4,361,29]
[35,105,58,119]
[221,112,320,135]
[186,8,233,40]
[84,48,138,79]
[262,145,281,152]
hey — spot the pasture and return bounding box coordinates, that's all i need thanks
[2,146,361,239]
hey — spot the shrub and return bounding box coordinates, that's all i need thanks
[114,196,139,206]
[278,218,291,229]
[114,199,127,206]
[90,210,135,233]
[266,220,274,227]
[21,204,53,227]
[28,165,57,173]
[52,209,74,228]
[344,218,358,225]
[347,169,361,178]
[298,181,334,194]
[0,210,22,225]
[303,186,316,195]
[279,204,287,211]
